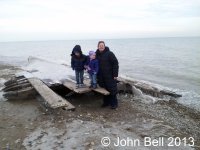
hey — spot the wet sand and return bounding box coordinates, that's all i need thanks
[0,64,200,150]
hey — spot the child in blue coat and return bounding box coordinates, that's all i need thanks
[87,51,99,89]
[71,45,87,88]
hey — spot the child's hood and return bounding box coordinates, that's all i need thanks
[73,45,82,54]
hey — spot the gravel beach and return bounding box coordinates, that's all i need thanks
[0,63,199,150]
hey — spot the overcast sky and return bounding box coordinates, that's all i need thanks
[0,0,200,41]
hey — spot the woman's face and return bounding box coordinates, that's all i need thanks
[98,43,105,52]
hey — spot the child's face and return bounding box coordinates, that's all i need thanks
[75,52,80,57]
[90,54,96,59]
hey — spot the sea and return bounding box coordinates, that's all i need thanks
[0,37,199,110]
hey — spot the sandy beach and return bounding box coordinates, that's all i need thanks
[0,63,200,150]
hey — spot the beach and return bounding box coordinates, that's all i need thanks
[0,63,200,149]
[1,0,200,148]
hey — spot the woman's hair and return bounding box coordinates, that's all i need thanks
[98,41,105,47]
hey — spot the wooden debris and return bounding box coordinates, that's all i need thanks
[3,87,36,100]
[117,77,182,98]
[3,79,29,89]
[2,74,182,112]
[62,79,110,95]
[92,86,110,95]
[63,80,91,94]
[160,90,182,98]
[84,79,110,95]
[3,83,31,92]
[4,76,26,86]
[28,78,75,110]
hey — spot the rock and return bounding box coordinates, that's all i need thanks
[71,146,76,149]
[84,142,90,146]
[28,141,32,147]
[41,131,47,135]
[57,141,63,144]
[6,143,10,149]
[15,139,21,144]
[102,119,106,123]
[84,132,90,135]
[103,124,112,128]
[120,122,125,125]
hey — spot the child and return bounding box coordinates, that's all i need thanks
[71,45,87,88]
[87,51,99,89]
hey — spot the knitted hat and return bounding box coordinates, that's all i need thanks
[89,51,96,56]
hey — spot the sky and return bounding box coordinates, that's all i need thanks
[0,0,200,41]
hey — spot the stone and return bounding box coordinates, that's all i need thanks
[15,139,21,144]
[84,142,90,146]
[57,141,63,144]
[28,141,32,147]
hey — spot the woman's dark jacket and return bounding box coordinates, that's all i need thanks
[96,47,119,95]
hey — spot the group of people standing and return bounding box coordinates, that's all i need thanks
[71,41,119,109]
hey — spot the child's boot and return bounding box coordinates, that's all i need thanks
[93,83,97,89]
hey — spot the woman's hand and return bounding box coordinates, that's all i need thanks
[114,77,118,80]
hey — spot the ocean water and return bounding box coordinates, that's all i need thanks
[0,37,200,110]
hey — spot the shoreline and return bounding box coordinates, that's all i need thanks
[0,63,200,149]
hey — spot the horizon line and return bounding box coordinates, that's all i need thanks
[0,35,199,43]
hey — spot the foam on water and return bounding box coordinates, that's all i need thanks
[120,72,200,110]
[131,85,157,104]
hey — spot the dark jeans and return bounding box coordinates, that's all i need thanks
[89,74,97,86]
[75,70,84,84]
[103,94,118,107]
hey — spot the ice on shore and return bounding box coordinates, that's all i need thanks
[17,56,77,83]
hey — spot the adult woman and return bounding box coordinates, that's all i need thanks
[96,41,119,109]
